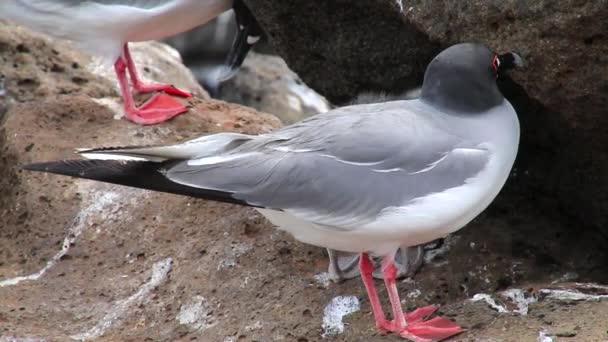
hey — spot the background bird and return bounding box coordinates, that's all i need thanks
[24,43,523,341]
[0,0,262,125]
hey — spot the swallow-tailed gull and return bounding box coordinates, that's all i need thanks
[0,0,261,125]
[24,43,523,341]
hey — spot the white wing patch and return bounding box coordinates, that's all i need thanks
[80,153,152,162]
[271,146,316,153]
[187,152,260,166]
[317,154,384,167]
[372,167,403,173]
[408,153,449,175]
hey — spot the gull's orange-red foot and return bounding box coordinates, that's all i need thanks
[132,82,192,98]
[406,305,440,323]
[124,93,188,125]
[400,315,464,342]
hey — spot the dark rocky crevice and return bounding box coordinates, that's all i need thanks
[243,0,441,104]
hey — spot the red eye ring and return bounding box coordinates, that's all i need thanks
[492,55,500,73]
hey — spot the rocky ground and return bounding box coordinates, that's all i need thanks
[1,18,608,342]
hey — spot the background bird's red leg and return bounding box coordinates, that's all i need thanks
[122,44,191,97]
[114,56,187,125]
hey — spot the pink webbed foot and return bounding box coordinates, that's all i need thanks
[397,305,464,341]
[379,256,463,341]
[124,93,188,125]
[406,305,440,323]
[131,81,192,98]
[401,316,464,342]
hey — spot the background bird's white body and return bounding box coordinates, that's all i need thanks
[0,0,232,60]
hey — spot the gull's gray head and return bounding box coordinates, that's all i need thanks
[420,43,523,114]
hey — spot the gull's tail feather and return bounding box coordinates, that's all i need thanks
[22,159,253,207]
[76,132,252,161]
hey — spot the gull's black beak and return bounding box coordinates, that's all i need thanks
[496,52,525,73]
[220,0,263,81]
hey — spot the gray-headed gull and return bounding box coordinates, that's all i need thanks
[0,0,261,125]
[25,43,523,341]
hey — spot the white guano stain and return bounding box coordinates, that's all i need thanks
[321,296,360,337]
[539,288,608,301]
[0,192,120,287]
[538,329,554,342]
[471,289,537,315]
[501,288,537,315]
[176,295,216,331]
[470,293,509,313]
[313,272,332,288]
[70,258,173,341]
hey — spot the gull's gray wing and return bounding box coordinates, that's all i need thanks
[166,100,491,229]
[0,0,182,58]
[10,0,171,11]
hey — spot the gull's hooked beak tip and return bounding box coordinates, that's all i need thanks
[510,52,525,68]
[496,51,525,74]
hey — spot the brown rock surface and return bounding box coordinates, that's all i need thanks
[218,52,331,125]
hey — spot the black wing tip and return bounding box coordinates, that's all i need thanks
[21,159,259,208]
[75,144,157,154]
[22,160,70,173]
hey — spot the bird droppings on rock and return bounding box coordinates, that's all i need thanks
[313,272,332,288]
[538,329,554,342]
[406,289,422,299]
[176,295,216,331]
[538,288,608,302]
[216,242,252,270]
[71,258,173,341]
[321,296,360,337]
[471,293,509,314]
[0,191,120,287]
[500,289,537,315]
[0,337,47,342]
[244,320,263,332]
[471,289,537,316]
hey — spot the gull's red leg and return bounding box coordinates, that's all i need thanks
[381,257,407,330]
[359,253,393,331]
[113,56,187,125]
[382,256,464,341]
[122,44,191,97]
